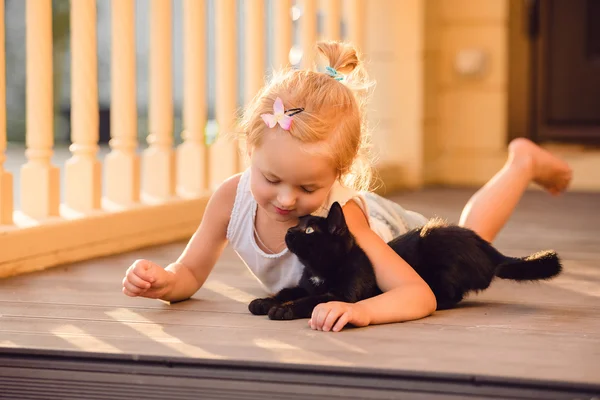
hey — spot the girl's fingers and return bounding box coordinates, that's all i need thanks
[309,309,321,330]
[314,307,333,330]
[308,303,353,332]
[132,260,156,283]
[322,310,341,332]
[123,279,147,296]
[122,286,140,297]
[309,314,317,330]
[332,312,349,332]
[310,308,321,330]
[126,272,152,289]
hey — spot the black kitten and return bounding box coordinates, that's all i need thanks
[249,201,562,320]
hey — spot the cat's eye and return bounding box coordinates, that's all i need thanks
[305,226,314,234]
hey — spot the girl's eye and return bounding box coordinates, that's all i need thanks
[265,176,279,184]
[305,227,314,234]
[301,187,315,194]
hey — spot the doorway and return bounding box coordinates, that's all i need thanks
[509,0,600,144]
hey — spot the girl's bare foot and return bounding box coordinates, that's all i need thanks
[508,138,572,196]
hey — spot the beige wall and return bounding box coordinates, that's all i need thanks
[423,0,509,186]
[364,0,512,194]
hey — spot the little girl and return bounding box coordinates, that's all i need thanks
[122,41,572,332]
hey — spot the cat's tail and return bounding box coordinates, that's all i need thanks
[495,250,562,281]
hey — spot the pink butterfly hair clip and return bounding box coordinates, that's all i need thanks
[260,97,304,131]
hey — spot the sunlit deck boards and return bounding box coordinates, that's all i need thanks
[1,188,599,398]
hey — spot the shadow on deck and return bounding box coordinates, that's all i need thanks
[1,188,599,399]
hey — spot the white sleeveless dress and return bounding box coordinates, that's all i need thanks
[226,168,428,294]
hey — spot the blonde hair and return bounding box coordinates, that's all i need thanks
[240,41,376,192]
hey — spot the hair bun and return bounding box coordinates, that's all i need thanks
[316,41,360,75]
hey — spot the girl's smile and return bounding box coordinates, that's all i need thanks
[274,206,292,216]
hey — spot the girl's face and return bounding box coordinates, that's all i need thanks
[249,129,338,223]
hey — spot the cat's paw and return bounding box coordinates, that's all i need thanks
[268,305,295,320]
[248,297,280,315]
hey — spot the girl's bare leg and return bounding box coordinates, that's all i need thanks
[459,138,572,242]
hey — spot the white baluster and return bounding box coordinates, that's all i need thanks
[65,0,101,213]
[245,0,265,106]
[177,0,207,198]
[243,0,265,166]
[143,0,175,202]
[346,0,365,51]
[323,0,341,41]
[210,0,238,189]
[105,0,140,206]
[21,0,60,219]
[299,0,317,69]
[0,0,13,224]
[273,0,292,68]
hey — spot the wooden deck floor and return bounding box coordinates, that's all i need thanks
[1,188,599,390]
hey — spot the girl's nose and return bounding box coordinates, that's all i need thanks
[277,189,296,208]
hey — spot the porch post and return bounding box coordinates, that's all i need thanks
[66,0,102,213]
[209,0,238,190]
[346,0,365,53]
[143,0,175,201]
[322,0,341,41]
[365,0,425,189]
[177,0,208,198]
[105,0,140,206]
[21,0,60,219]
[273,0,292,68]
[0,0,12,224]
[298,0,317,69]
[243,0,265,165]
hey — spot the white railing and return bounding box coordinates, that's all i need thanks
[0,0,366,278]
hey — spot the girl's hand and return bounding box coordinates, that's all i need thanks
[308,301,371,332]
[122,259,173,299]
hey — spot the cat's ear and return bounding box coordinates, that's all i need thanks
[327,202,348,234]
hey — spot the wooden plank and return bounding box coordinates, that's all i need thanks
[1,315,598,384]
[0,189,599,387]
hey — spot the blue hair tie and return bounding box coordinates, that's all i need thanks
[325,66,344,81]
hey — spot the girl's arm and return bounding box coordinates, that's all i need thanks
[308,200,437,331]
[123,174,240,302]
[163,173,240,301]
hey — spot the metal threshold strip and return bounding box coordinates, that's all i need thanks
[0,348,599,400]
